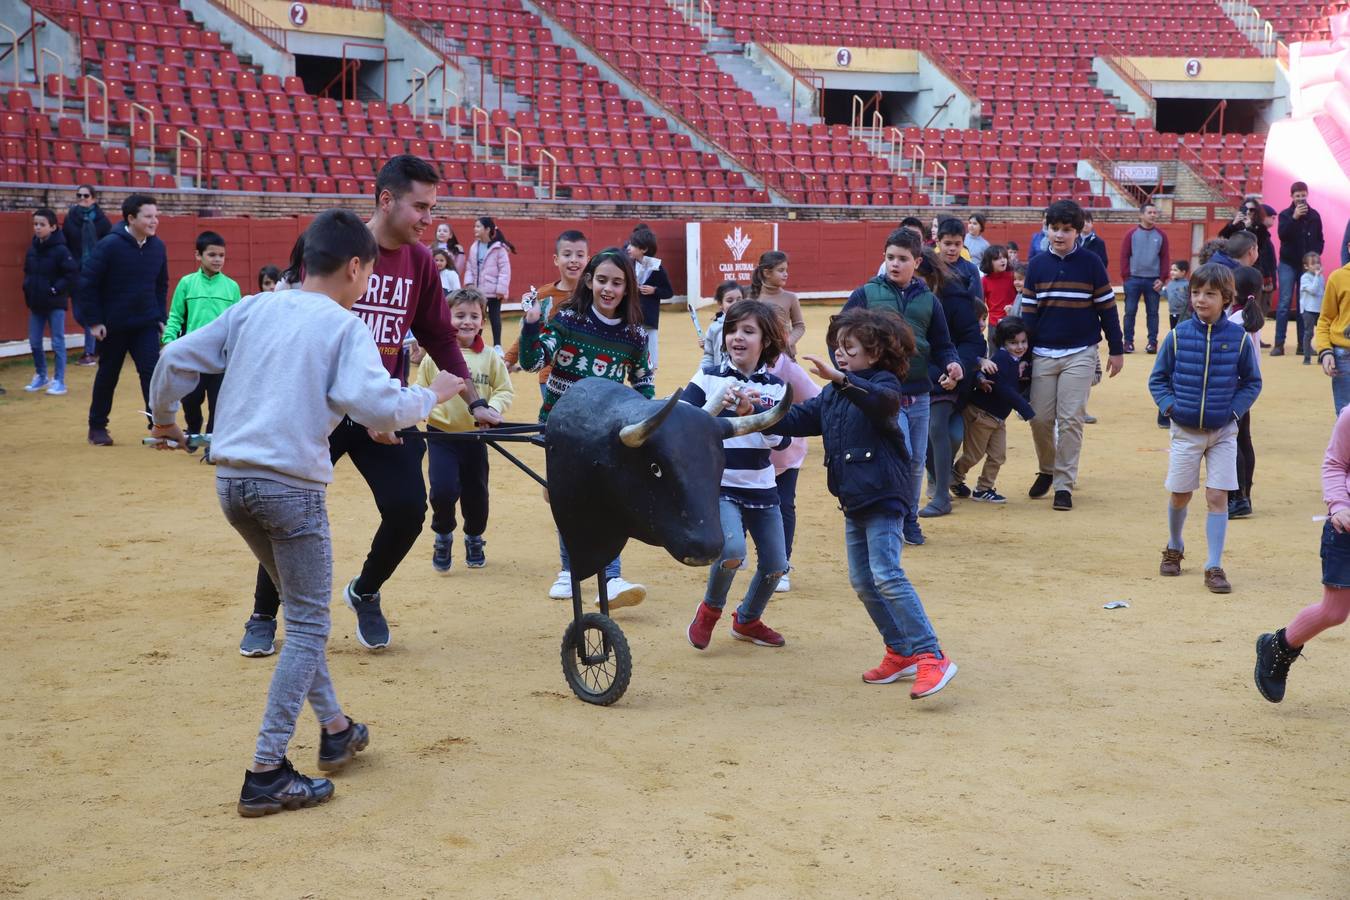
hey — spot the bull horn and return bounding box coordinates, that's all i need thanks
[717,384,794,439]
[619,390,683,448]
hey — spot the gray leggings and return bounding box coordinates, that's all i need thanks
[218,477,344,766]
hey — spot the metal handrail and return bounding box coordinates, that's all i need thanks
[83,73,108,146]
[930,161,948,202]
[756,34,823,124]
[910,144,927,196]
[342,41,387,102]
[1198,98,1228,134]
[502,125,522,179]
[129,101,156,181]
[408,65,428,119]
[536,148,557,200]
[205,0,288,51]
[0,24,20,85]
[1099,44,1156,116]
[0,16,43,76]
[38,48,62,115]
[850,94,864,130]
[175,128,203,188]
[470,105,490,161]
[440,84,461,133]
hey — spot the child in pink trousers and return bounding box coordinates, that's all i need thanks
[1254,406,1350,702]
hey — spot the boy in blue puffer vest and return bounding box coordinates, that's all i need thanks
[1149,263,1262,594]
[772,308,958,700]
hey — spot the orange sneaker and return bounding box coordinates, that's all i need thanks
[730,613,785,647]
[862,648,921,684]
[910,653,958,699]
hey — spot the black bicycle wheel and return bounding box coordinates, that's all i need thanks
[560,612,632,706]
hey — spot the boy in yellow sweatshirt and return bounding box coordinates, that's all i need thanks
[1314,250,1350,415]
[415,287,514,571]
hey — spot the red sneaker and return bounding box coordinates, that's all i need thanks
[910,653,958,699]
[730,613,785,647]
[687,602,722,650]
[862,648,921,684]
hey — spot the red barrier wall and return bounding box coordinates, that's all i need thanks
[0,211,1195,343]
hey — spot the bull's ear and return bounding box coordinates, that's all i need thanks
[619,389,683,448]
[718,384,793,439]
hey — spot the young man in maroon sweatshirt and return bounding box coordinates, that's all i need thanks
[241,156,502,655]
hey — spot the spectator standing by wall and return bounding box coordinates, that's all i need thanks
[1275,181,1325,358]
[63,184,112,366]
[1120,202,1170,354]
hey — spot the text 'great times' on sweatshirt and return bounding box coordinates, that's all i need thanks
[682,364,792,507]
[149,290,438,490]
[360,241,471,382]
[1021,245,1125,356]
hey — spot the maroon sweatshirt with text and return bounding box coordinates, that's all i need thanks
[355,241,470,381]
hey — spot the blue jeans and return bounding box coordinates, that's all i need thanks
[704,498,787,623]
[1122,276,1160,346]
[29,309,66,381]
[844,511,938,656]
[897,394,930,527]
[83,325,97,357]
[1333,348,1350,417]
[217,477,344,767]
[559,537,620,581]
[1276,262,1303,350]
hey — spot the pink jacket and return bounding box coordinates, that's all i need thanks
[769,356,823,473]
[464,241,511,298]
[1324,407,1350,515]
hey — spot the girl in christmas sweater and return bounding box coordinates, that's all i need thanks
[519,248,654,607]
[683,300,794,651]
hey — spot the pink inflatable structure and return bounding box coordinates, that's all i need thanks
[1265,12,1350,268]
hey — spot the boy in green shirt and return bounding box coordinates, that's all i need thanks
[163,231,241,441]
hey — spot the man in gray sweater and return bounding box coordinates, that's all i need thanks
[149,210,463,817]
[1120,201,1171,354]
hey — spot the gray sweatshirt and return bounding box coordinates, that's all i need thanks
[150,289,437,490]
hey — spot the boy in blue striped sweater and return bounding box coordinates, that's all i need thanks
[1021,200,1125,511]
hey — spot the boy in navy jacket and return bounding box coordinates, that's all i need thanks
[1150,263,1262,594]
[953,316,1036,503]
[79,193,168,446]
[23,208,78,395]
[772,309,957,700]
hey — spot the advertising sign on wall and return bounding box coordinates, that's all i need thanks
[684,221,779,305]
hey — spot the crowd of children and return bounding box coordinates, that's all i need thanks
[26,165,1350,816]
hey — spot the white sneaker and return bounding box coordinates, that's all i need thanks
[548,570,572,600]
[493,344,504,356]
[597,577,646,609]
[774,573,791,593]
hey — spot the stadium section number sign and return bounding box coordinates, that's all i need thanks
[685,222,778,303]
[289,3,308,26]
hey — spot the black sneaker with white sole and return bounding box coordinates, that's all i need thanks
[318,720,369,772]
[343,579,390,650]
[237,758,334,817]
[971,489,1006,503]
[432,533,453,574]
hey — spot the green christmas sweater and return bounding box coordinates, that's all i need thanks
[519,306,655,421]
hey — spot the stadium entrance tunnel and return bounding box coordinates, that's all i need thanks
[822,89,916,128]
[1156,98,1267,134]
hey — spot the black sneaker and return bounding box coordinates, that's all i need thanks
[1053,490,1073,510]
[1254,629,1302,703]
[971,488,1006,503]
[902,521,926,546]
[1029,473,1053,499]
[951,480,972,499]
[432,532,453,574]
[318,720,370,772]
[237,758,334,817]
[465,534,486,568]
[343,578,390,650]
[1229,496,1253,519]
[1146,341,1158,354]
[1123,341,1135,354]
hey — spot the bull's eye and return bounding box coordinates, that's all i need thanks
[650,463,663,478]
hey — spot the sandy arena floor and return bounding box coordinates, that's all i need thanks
[2,304,1348,897]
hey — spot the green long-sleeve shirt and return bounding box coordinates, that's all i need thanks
[162,269,242,343]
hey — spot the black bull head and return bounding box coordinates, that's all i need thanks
[544,378,793,580]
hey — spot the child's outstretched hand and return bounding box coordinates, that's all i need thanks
[979,357,998,376]
[520,286,541,324]
[801,354,844,384]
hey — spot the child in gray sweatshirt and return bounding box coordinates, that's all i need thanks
[148,210,463,817]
